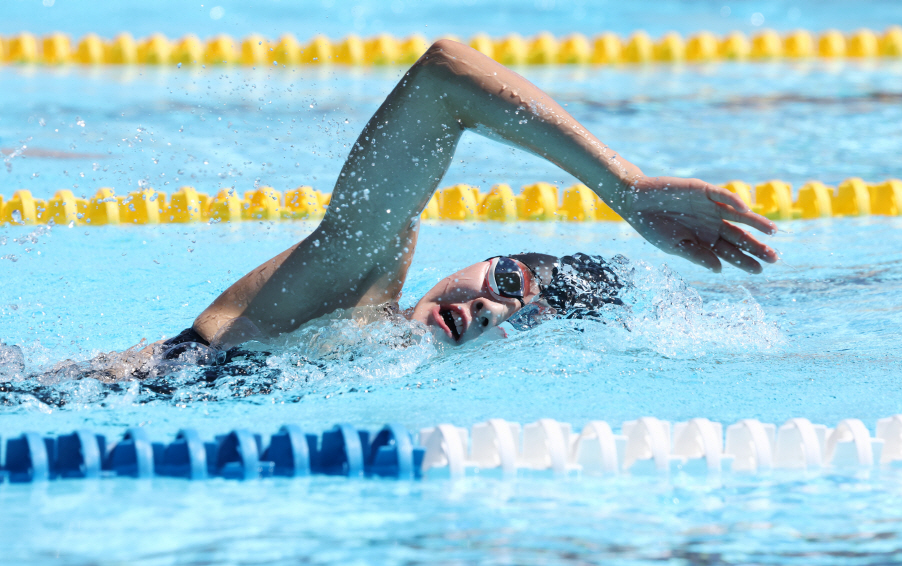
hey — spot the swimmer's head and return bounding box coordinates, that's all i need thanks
[408,253,557,345]
[409,252,625,344]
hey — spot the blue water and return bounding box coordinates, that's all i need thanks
[2,61,901,202]
[3,1,902,564]
[2,0,902,41]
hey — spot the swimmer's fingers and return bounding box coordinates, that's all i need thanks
[700,184,778,235]
[669,228,764,274]
[650,217,723,271]
[651,218,768,274]
[719,221,779,264]
[712,238,764,274]
[714,201,778,236]
[671,238,723,273]
[702,183,751,213]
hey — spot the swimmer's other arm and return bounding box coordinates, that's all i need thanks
[192,40,778,343]
[316,39,777,274]
[410,40,778,273]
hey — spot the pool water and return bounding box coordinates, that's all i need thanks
[4,215,902,564]
[2,60,901,201]
[3,1,902,564]
[3,0,902,45]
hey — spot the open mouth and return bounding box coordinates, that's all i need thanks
[440,308,462,341]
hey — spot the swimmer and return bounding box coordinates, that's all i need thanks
[159,40,778,360]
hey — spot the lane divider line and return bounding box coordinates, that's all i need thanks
[2,178,901,226]
[3,415,901,482]
[2,28,901,67]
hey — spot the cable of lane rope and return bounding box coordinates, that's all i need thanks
[1,27,901,66]
[1,178,900,226]
[2,415,901,481]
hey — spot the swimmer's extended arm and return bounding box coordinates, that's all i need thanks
[319,39,777,273]
[193,39,777,342]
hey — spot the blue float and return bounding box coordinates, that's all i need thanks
[367,423,424,479]
[312,423,366,477]
[261,424,312,477]
[54,429,104,479]
[106,428,154,478]
[155,429,208,479]
[4,432,51,483]
[213,429,268,480]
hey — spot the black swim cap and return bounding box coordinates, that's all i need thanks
[507,252,624,330]
[508,252,558,288]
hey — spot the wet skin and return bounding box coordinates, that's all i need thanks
[408,259,540,345]
[187,39,778,350]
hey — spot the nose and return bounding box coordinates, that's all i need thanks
[472,299,506,331]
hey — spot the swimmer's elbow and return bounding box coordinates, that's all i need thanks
[426,38,467,56]
[417,39,484,71]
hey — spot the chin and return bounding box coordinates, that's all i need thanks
[430,327,458,346]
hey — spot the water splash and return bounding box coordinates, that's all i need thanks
[3,137,31,172]
[536,256,783,358]
[0,307,438,409]
[12,224,52,244]
[0,344,25,382]
[0,266,778,409]
[268,306,439,385]
[0,225,52,261]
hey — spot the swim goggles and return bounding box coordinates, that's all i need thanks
[484,256,531,307]
[485,255,560,331]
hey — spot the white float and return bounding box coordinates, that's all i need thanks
[672,418,732,473]
[773,418,827,470]
[570,421,625,475]
[724,419,775,472]
[621,417,682,473]
[419,424,471,477]
[824,418,883,468]
[876,415,902,466]
[470,418,521,475]
[520,418,575,475]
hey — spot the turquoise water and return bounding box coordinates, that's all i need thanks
[3,0,902,41]
[4,215,902,564]
[3,1,902,564]
[3,61,901,202]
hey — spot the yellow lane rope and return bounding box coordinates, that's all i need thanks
[1,178,900,226]
[1,28,901,67]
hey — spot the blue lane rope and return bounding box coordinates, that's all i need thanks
[1,423,424,482]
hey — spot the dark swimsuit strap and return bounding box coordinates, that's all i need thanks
[161,327,226,365]
[162,327,210,348]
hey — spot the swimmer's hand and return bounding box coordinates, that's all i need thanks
[614,175,779,273]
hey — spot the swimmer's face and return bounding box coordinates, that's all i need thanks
[409,259,540,345]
